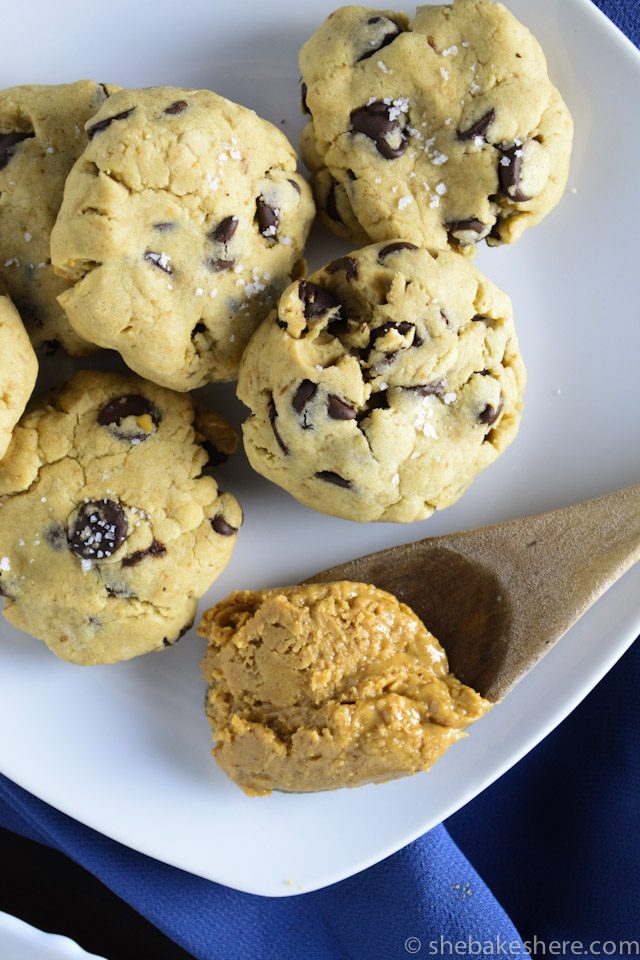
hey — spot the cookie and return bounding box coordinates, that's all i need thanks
[238,241,525,523]
[299,0,573,251]
[0,81,119,354]
[50,86,315,391]
[200,581,490,795]
[0,371,242,664]
[0,286,37,459]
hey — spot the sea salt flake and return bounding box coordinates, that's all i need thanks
[500,156,511,167]
[377,60,392,74]
[81,559,93,574]
[443,391,457,404]
[0,557,10,572]
[440,67,449,80]
[470,82,481,94]
[431,152,448,166]
[435,182,447,195]
[398,195,412,210]
[442,45,458,56]
[279,236,293,246]
[23,232,32,242]
[429,196,440,209]
[195,287,204,296]
[46,146,55,154]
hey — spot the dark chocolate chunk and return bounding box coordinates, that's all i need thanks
[446,219,489,245]
[368,321,414,354]
[268,397,288,454]
[301,81,311,115]
[378,241,418,260]
[210,215,238,244]
[193,322,206,335]
[122,540,167,567]
[346,168,357,181]
[68,500,127,560]
[153,221,175,232]
[457,108,496,142]
[326,315,350,338]
[199,439,228,471]
[292,379,318,413]
[479,400,503,425]
[163,100,188,115]
[144,250,173,274]
[350,101,407,159]
[209,257,234,272]
[498,143,530,202]
[327,395,357,420]
[356,17,403,62]
[287,178,301,194]
[0,131,35,170]
[211,515,237,536]
[105,582,136,599]
[471,314,487,322]
[44,523,67,551]
[326,256,359,282]
[256,197,279,238]
[87,108,135,140]
[324,179,342,223]
[163,620,194,646]
[409,379,445,397]
[298,280,341,320]
[315,470,353,489]
[97,394,160,442]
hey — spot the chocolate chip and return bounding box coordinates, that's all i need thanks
[324,179,342,223]
[498,144,530,202]
[164,100,188,115]
[105,582,136,600]
[370,320,414,346]
[350,101,407,159]
[144,251,172,274]
[200,440,228,470]
[378,241,418,260]
[193,322,206,335]
[446,219,490,246]
[298,280,341,320]
[301,81,311,115]
[209,258,234,272]
[153,221,175,232]
[87,108,135,140]
[210,215,238,244]
[97,395,161,442]
[356,16,403,62]
[315,470,353,489]
[292,379,318,413]
[346,168,357,181]
[471,314,487,322]
[327,395,357,420]
[68,500,128,560]
[122,540,167,567]
[326,315,350,338]
[326,256,358,282]
[268,396,288,454]
[479,400,503,425]
[287,178,301,194]
[211,515,237,536]
[0,131,35,170]
[164,620,194,646]
[44,523,67,551]
[457,109,495,142]
[275,316,288,330]
[256,197,279,239]
[411,380,445,396]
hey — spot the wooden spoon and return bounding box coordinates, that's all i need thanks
[307,485,640,702]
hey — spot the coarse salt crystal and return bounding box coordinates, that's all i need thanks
[435,182,447,195]
[500,156,511,167]
[440,67,449,80]
[470,82,481,94]
[195,287,204,296]
[46,146,55,154]
[377,60,391,74]
[24,232,32,242]
[443,391,457,404]
[398,195,412,210]
[210,289,218,298]
[431,152,448,166]
[0,557,10,572]
[81,559,93,574]
[279,236,292,246]
[429,196,440,209]
[442,45,458,56]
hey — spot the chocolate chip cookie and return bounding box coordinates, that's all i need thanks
[0,81,119,354]
[200,581,490,794]
[238,241,525,523]
[51,86,315,390]
[0,371,242,664]
[0,285,37,459]
[299,0,573,251]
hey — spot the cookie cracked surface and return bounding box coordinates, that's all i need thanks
[0,81,118,354]
[0,286,37,459]
[0,371,242,664]
[238,241,525,523]
[51,86,315,390]
[299,0,573,252]
[200,581,490,795]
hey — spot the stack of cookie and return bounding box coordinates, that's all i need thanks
[0,0,573,791]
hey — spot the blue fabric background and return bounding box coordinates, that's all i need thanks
[1,4,638,959]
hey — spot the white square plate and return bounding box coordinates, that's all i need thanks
[0,0,639,897]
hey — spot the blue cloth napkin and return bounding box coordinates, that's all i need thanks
[1,4,638,959]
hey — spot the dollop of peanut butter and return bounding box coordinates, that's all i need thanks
[199,581,490,795]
